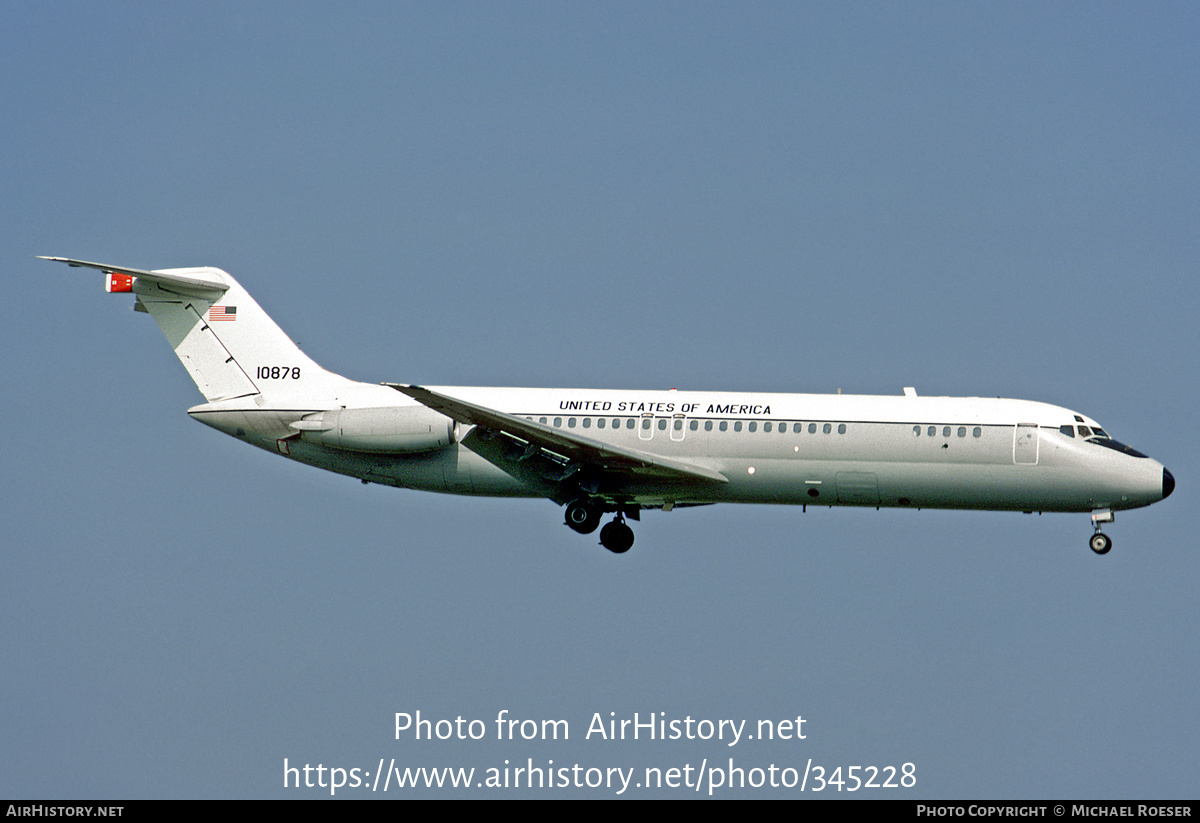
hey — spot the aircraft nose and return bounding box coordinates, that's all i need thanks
[1163,468,1175,500]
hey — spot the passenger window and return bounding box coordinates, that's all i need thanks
[673,419,683,430]
[793,423,802,433]
[838,424,846,434]
[582,418,591,428]
[539,417,547,424]
[658,419,667,430]
[705,420,713,431]
[597,418,605,429]
[554,417,562,427]
[942,426,951,437]
[642,419,651,430]
[973,427,981,438]
[568,418,576,428]
[690,420,698,431]
[927,426,936,437]
[823,423,831,434]
[957,427,966,437]
[734,422,743,432]
[748,422,757,432]
[625,419,634,429]
[809,423,817,434]
[764,422,772,432]
[719,421,728,432]
[913,426,921,437]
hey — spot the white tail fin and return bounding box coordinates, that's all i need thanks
[41,257,356,405]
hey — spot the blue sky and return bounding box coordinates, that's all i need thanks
[2,1,1197,798]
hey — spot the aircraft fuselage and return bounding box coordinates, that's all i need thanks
[188,385,1170,515]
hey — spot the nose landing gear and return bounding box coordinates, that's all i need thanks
[1089,509,1114,555]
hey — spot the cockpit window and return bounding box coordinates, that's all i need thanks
[1087,437,1148,458]
[1059,425,1075,437]
[1078,425,1091,437]
[1092,427,1108,438]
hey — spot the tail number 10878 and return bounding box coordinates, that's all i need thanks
[256,366,300,379]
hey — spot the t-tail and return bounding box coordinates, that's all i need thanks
[40,256,360,407]
[44,256,457,464]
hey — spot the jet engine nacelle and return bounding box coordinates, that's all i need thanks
[295,406,456,454]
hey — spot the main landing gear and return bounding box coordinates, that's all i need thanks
[564,499,602,535]
[564,499,636,553]
[599,516,635,554]
[1089,509,1114,555]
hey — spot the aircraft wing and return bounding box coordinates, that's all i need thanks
[386,384,729,487]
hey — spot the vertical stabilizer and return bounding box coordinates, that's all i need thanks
[41,257,356,405]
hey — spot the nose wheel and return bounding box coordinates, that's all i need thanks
[599,516,635,554]
[1089,509,1114,555]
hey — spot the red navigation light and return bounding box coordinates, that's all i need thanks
[105,272,133,292]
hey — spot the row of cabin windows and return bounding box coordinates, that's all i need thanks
[520,418,1106,442]
[912,424,1112,440]
[913,425,983,438]
[910,423,1112,440]
[531,416,848,434]
[698,420,848,434]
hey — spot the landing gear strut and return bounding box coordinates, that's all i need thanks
[599,515,635,554]
[1090,509,1114,555]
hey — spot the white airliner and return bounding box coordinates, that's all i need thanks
[44,256,1174,555]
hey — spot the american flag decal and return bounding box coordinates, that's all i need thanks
[208,305,237,321]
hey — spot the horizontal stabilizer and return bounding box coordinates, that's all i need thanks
[38,256,229,296]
